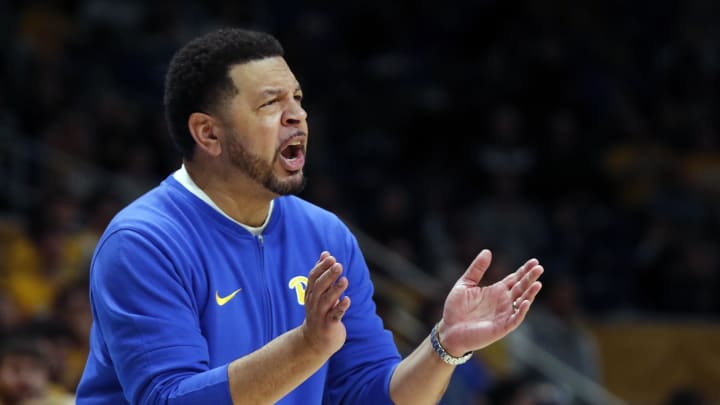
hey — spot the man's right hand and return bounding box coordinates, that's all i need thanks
[227,251,353,404]
[299,251,351,357]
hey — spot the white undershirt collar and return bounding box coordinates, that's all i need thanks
[172,164,273,236]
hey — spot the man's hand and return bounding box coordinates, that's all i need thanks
[299,251,351,357]
[438,249,543,356]
[226,252,352,404]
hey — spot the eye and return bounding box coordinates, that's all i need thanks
[261,99,279,108]
[294,94,303,102]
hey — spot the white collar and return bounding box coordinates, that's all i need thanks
[172,164,273,236]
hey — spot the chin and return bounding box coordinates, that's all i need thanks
[267,172,306,196]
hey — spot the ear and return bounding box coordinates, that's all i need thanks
[188,112,222,157]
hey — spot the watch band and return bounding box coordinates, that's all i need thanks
[430,323,473,365]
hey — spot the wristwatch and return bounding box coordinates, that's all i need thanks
[430,323,473,365]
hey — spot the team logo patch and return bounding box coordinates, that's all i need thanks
[288,276,308,305]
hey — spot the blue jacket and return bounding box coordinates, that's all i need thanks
[77,176,401,404]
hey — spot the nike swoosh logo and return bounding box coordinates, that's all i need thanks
[215,288,243,306]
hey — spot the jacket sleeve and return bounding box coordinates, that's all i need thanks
[323,225,402,404]
[90,228,233,405]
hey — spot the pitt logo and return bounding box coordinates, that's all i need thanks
[288,276,308,305]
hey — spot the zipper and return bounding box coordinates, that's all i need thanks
[256,234,273,341]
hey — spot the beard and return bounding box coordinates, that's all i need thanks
[225,129,306,196]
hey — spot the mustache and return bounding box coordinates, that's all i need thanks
[285,130,307,142]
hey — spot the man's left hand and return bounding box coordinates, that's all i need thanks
[437,249,543,357]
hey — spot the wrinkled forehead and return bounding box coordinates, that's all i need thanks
[228,56,300,95]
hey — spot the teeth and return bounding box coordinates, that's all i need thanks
[289,140,302,146]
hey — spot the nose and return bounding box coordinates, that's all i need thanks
[282,101,307,127]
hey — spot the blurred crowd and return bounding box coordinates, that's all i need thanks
[1,0,718,404]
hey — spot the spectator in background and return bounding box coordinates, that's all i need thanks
[51,277,92,393]
[14,320,76,402]
[0,335,74,405]
[0,295,23,336]
[637,232,720,315]
[74,190,124,264]
[367,183,422,262]
[3,191,86,320]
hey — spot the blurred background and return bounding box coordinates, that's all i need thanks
[0,0,718,404]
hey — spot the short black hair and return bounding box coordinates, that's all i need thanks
[163,28,284,160]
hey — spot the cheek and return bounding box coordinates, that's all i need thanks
[230,113,281,156]
[244,135,277,160]
[254,122,281,153]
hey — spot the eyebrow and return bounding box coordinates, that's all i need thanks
[259,86,303,98]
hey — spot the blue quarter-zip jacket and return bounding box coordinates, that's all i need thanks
[76,175,401,404]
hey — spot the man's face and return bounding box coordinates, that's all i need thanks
[219,56,308,196]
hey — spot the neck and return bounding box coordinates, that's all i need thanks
[185,160,274,227]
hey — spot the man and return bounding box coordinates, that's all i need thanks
[76,28,543,404]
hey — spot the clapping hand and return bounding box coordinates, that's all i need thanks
[437,250,543,357]
[300,252,351,357]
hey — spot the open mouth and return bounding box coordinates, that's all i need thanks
[279,138,306,172]
[281,139,303,159]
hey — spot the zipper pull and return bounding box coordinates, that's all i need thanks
[257,234,264,245]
